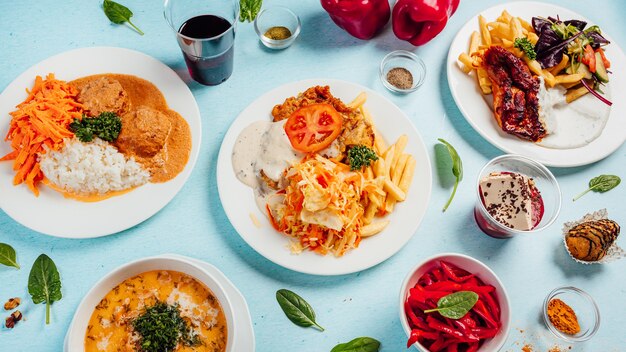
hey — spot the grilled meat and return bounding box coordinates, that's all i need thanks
[483,46,547,142]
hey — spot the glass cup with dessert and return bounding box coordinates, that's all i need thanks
[474,155,561,238]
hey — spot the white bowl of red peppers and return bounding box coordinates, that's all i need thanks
[400,253,511,351]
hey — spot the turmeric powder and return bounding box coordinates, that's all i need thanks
[547,298,580,335]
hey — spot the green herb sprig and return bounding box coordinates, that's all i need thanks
[276,289,324,331]
[132,301,200,352]
[0,243,19,269]
[239,0,263,22]
[28,254,62,324]
[70,112,122,143]
[573,174,621,201]
[331,337,381,352]
[438,138,463,212]
[103,0,144,35]
[424,291,479,319]
[347,145,379,171]
[514,37,537,60]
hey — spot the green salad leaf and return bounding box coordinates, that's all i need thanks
[573,174,621,201]
[28,254,62,324]
[438,138,463,212]
[276,289,324,331]
[424,291,479,319]
[331,337,381,352]
[103,0,144,35]
[0,243,20,269]
[239,0,263,22]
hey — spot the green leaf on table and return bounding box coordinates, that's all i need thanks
[276,289,324,331]
[330,337,381,352]
[573,174,621,201]
[28,254,62,325]
[239,0,263,22]
[102,0,144,35]
[438,138,463,212]
[424,291,479,319]
[0,243,20,269]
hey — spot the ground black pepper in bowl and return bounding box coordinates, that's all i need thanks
[386,67,414,90]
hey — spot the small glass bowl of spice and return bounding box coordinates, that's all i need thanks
[254,7,301,50]
[380,50,426,94]
[543,286,600,342]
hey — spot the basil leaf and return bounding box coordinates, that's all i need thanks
[276,289,324,331]
[0,243,20,269]
[102,0,144,35]
[573,174,621,201]
[331,337,381,352]
[438,138,463,212]
[28,254,62,324]
[424,291,479,319]
[239,0,263,22]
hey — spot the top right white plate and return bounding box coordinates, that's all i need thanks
[447,1,626,167]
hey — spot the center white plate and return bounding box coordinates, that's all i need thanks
[0,47,201,238]
[447,1,626,167]
[217,79,432,276]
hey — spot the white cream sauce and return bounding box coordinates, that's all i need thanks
[232,120,304,211]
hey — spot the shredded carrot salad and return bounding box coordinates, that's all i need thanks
[267,155,382,256]
[1,74,82,195]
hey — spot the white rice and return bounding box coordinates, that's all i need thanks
[39,138,149,195]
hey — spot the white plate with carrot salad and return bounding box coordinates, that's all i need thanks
[0,47,201,238]
[217,79,432,275]
[447,1,626,167]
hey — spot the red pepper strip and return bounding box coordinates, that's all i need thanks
[411,286,451,302]
[450,318,470,335]
[466,342,480,352]
[429,338,454,352]
[432,267,444,281]
[446,343,459,352]
[424,281,462,291]
[472,300,498,328]
[418,272,435,286]
[471,327,500,339]
[320,0,390,40]
[407,328,441,347]
[407,330,420,348]
[405,301,431,331]
[426,316,473,341]
[440,261,475,282]
[460,284,495,294]
[392,0,460,46]
[582,44,597,73]
[460,314,477,329]
[596,48,611,68]
[481,291,501,320]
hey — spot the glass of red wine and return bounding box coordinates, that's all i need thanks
[164,0,238,86]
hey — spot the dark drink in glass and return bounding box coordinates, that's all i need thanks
[179,15,234,85]
[164,0,238,86]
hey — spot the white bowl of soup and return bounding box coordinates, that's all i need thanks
[67,255,234,352]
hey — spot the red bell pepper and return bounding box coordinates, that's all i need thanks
[320,0,390,40]
[392,0,460,46]
[582,44,597,73]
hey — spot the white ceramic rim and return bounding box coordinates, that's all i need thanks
[66,255,236,352]
[399,252,512,352]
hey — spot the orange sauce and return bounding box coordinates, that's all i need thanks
[84,270,227,352]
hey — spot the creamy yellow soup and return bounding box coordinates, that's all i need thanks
[85,270,227,352]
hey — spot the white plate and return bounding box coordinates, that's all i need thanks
[217,79,432,276]
[0,47,201,238]
[447,1,626,167]
[64,254,255,352]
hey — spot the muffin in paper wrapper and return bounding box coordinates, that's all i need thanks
[562,209,625,264]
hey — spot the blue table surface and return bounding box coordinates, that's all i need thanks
[1,0,625,351]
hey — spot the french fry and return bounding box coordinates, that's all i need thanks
[566,86,589,103]
[392,154,409,184]
[527,32,539,45]
[385,196,396,213]
[383,145,395,177]
[384,178,406,201]
[363,202,377,225]
[348,92,367,109]
[479,15,491,46]
[458,53,474,73]
[373,158,385,178]
[497,10,512,24]
[501,38,514,48]
[511,17,523,39]
[362,107,374,124]
[476,67,492,94]
[398,156,416,193]
[361,221,390,238]
[373,128,387,155]
[524,58,543,76]
[549,54,569,75]
[390,135,407,174]
[469,31,481,54]
[542,70,557,87]
[518,17,533,32]
[560,81,582,90]
[555,73,585,84]
[489,22,512,40]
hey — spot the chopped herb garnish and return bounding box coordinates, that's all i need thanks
[347,145,379,171]
[70,112,122,143]
[514,37,537,60]
[132,301,200,352]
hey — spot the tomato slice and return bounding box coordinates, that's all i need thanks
[284,103,343,153]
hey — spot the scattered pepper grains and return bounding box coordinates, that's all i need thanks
[522,344,533,352]
[264,26,292,40]
[547,298,581,335]
[4,297,21,310]
[386,67,414,90]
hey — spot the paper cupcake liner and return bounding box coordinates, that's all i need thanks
[562,208,625,264]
